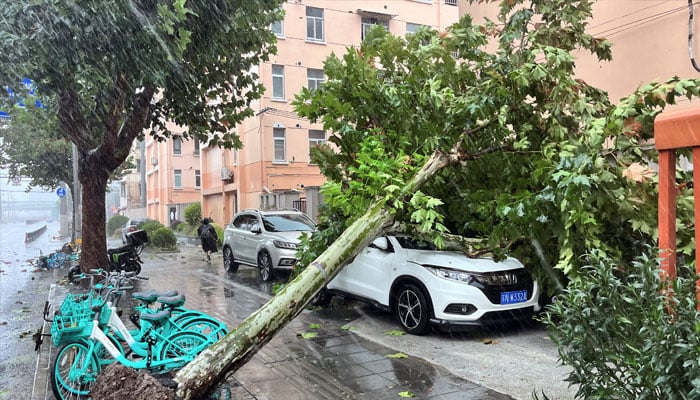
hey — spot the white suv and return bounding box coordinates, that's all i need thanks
[222,209,316,281]
[313,234,541,335]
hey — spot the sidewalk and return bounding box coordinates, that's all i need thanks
[32,242,514,400]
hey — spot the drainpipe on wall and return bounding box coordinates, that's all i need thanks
[140,140,146,208]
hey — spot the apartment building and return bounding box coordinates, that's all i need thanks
[460,0,700,107]
[198,0,460,226]
[129,1,700,227]
[144,121,203,227]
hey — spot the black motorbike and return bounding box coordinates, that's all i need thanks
[68,230,148,283]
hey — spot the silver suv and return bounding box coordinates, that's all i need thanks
[222,209,316,281]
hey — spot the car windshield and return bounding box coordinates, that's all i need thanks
[394,236,437,251]
[262,214,315,232]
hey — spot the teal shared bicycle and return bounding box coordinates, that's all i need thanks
[46,269,228,400]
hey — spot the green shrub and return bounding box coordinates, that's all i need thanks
[213,224,224,247]
[542,251,700,399]
[140,219,163,243]
[150,227,177,250]
[184,202,201,226]
[107,215,128,236]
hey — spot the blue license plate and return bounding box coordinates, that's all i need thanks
[500,290,528,305]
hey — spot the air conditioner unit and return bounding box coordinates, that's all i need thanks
[151,156,158,166]
[221,167,233,181]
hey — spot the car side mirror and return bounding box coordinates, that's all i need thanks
[250,224,262,234]
[369,237,389,251]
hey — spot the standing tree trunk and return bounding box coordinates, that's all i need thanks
[174,146,463,399]
[78,151,110,273]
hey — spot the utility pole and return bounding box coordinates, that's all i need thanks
[71,144,81,244]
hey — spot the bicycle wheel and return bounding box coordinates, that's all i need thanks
[177,316,228,341]
[158,331,210,366]
[51,341,100,400]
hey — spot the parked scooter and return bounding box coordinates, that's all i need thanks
[68,230,148,284]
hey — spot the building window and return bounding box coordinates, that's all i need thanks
[444,0,457,5]
[272,64,284,100]
[308,130,326,162]
[120,182,126,196]
[271,19,283,37]
[173,138,182,155]
[362,17,389,41]
[406,22,425,36]
[195,169,201,188]
[307,69,325,92]
[273,127,286,162]
[306,7,324,42]
[193,138,200,155]
[233,149,239,165]
[174,169,182,188]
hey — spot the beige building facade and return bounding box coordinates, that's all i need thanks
[144,121,202,227]
[144,0,700,227]
[198,0,460,226]
[461,0,700,107]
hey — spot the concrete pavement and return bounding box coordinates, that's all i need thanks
[26,241,575,399]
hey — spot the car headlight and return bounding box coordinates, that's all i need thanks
[273,240,298,250]
[424,265,477,284]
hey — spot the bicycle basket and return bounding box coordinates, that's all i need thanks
[51,307,93,345]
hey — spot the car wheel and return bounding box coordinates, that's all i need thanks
[310,288,332,307]
[223,247,239,272]
[257,250,273,282]
[395,283,431,335]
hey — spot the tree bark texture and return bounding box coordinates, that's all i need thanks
[174,148,461,399]
[79,153,110,273]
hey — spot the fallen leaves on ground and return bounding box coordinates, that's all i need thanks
[297,332,319,339]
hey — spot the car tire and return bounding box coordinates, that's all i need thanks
[257,250,274,282]
[395,283,431,335]
[310,288,333,307]
[223,247,239,272]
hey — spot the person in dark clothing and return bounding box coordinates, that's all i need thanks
[197,218,218,261]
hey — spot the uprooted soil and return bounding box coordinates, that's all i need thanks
[90,364,178,400]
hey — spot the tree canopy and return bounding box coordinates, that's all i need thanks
[0,0,284,268]
[294,0,697,291]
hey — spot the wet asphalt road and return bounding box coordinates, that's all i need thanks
[0,228,577,400]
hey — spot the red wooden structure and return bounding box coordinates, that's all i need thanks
[654,108,700,294]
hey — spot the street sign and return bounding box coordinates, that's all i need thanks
[56,187,66,197]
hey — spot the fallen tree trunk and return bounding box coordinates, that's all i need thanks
[174,146,463,399]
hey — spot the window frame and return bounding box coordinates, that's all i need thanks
[273,127,286,163]
[174,169,182,189]
[195,169,201,188]
[271,19,283,37]
[307,68,325,92]
[306,6,324,42]
[308,129,326,164]
[361,17,389,41]
[173,138,182,155]
[272,64,285,100]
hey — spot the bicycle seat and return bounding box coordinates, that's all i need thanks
[139,309,171,324]
[132,289,179,303]
[157,294,186,308]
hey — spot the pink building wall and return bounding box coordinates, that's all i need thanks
[145,121,202,227]
[142,1,700,228]
[200,0,459,226]
[460,1,700,107]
